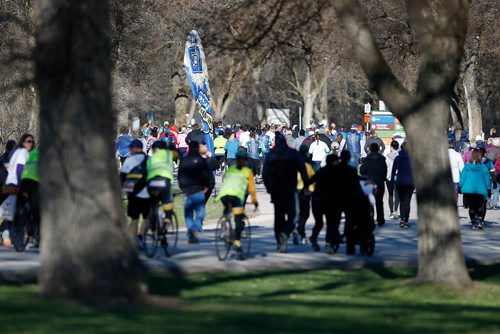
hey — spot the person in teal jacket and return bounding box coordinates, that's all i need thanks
[459,149,491,230]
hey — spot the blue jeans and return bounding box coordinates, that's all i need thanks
[184,191,206,239]
[349,153,360,168]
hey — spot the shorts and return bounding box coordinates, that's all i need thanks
[127,197,151,220]
[147,177,172,203]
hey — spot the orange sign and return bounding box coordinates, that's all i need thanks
[364,114,370,123]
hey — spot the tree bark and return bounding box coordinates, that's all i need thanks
[463,59,482,140]
[404,98,470,287]
[35,0,144,300]
[172,70,189,126]
[332,0,471,288]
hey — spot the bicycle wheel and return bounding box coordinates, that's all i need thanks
[144,208,159,258]
[215,216,232,261]
[162,211,179,257]
[240,216,252,259]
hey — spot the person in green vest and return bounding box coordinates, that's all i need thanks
[213,130,227,176]
[217,150,259,259]
[15,146,40,249]
[146,141,175,228]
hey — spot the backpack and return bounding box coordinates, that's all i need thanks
[122,154,148,196]
[485,147,499,163]
[146,138,158,154]
[116,135,133,158]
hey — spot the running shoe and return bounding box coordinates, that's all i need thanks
[325,243,334,255]
[279,232,288,253]
[310,237,320,252]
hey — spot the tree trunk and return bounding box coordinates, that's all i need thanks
[173,70,189,126]
[403,98,471,287]
[302,69,315,127]
[35,0,144,301]
[463,59,482,140]
[331,0,472,288]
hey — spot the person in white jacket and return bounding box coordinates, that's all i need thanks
[449,141,464,201]
[308,132,330,171]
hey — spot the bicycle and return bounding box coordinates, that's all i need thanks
[215,212,251,261]
[143,186,179,258]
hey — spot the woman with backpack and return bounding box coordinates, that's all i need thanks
[460,149,491,230]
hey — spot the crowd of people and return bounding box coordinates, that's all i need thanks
[0,119,498,258]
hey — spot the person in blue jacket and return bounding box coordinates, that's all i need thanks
[460,148,492,230]
[391,142,414,229]
[345,124,361,168]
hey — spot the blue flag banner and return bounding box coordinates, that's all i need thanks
[184,30,215,154]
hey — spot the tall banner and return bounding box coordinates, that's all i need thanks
[184,30,215,154]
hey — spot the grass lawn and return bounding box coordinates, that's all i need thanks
[1,265,500,333]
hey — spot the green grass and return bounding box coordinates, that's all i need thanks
[1,265,500,333]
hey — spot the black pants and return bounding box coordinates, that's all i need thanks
[297,190,311,238]
[311,200,341,244]
[375,186,385,224]
[386,180,400,213]
[215,155,225,172]
[396,185,414,222]
[248,158,260,176]
[463,193,486,223]
[271,192,296,244]
[221,195,245,240]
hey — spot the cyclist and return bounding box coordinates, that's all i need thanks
[213,130,227,176]
[121,139,149,248]
[146,141,175,230]
[217,150,258,258]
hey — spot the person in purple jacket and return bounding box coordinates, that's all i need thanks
[391,142,414,229]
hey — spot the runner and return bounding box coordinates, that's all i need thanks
[262,133,309,253]
[178,141,212,243]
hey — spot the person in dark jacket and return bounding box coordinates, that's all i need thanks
[360,143,387,226]
[364,130,386,155]
[391,142,414,229]
[262,132,309,253]
[308,154,341,254]
[178,141,212,243]
[186,123,206,146]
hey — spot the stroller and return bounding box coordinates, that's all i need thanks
[344,176,376,256]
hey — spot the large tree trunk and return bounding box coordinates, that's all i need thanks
[332,0,471,288]
[463,59,482,140]
[403,98,471,287]
[35,0,144,300]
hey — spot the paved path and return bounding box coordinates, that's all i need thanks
[1,180,500,281]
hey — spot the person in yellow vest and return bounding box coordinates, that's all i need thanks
[217,150,258,259]
[292,145,315,245]
[213,130,227,176]
[146,141,175,228]
[14,147,40,249]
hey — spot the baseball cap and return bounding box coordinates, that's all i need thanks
[351,124,358,130]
